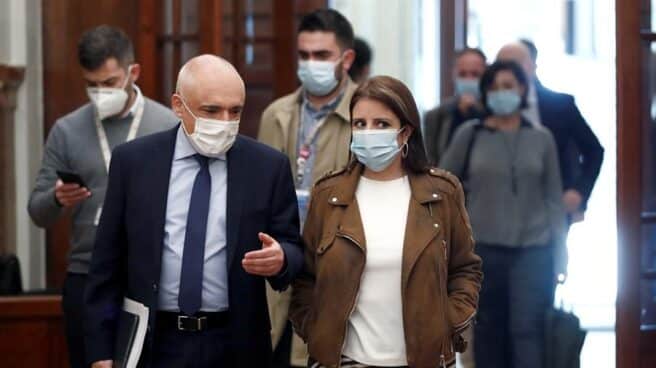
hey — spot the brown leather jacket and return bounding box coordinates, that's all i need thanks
[289,163,483,368]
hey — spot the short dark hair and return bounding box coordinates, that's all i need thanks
[479,60,529,114]
[298,9,354,50]
[519,38,538,63]
[348,37,373,81]
[78,25,134,71]
[455,47,487,64]
[349,76,429,174]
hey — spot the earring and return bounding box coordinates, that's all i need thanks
[402,142,409,158]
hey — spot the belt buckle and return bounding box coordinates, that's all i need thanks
[177,315,207,331]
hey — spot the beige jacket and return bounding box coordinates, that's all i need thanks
[258,79,357,366]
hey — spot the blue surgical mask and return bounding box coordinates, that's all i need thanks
[297,59,340,96]
[350,129,403,172]
[487,89,522,116]
[455,78,480,99]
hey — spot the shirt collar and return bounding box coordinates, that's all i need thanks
[119,84,144,118]
[528,82,538,103]
[302,87,345,116]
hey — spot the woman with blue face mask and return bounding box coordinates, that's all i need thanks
[289,76,482,368]
[440,61,566,368]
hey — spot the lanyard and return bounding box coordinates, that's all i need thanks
[94,97,145,172]
[296,114,329,185]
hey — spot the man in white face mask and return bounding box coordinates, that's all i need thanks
[84,55,303,368]
[257,8,357,367]
[27,25,177,368]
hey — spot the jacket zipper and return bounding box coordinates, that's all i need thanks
[453,310,477,335]
[335,232,365,368]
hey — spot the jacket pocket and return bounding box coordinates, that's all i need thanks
[316,233,335,255]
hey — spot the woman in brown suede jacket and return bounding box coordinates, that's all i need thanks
[290,76,483,368]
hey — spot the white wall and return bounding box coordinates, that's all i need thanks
[330,0,440,111]
[0,0,45,290]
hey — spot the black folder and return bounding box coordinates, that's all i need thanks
[113,310,140,368]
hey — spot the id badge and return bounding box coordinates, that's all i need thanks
[94,206,103,226]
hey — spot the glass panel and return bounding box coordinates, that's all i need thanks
[181,41,200,66]
[243,43,273,72]
[181,0,199,34]
[243,0,273,39]
[643,42,656,212]
[642,224,656,329]
[652,0,656,30]
[161,42,174,101]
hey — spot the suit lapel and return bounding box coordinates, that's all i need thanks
[226,136,246,272]
[151,126,178,284]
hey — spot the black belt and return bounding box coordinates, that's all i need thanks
[156,311,230,332]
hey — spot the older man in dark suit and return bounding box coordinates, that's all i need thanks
[84,55,303,368]
[498,41,604,225]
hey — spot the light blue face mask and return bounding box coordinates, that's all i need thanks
[455,78,480,99]
[487,89,522,116]
[297,59,340,96]
[350,129,403,172]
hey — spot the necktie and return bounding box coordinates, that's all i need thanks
[178,154,211,315]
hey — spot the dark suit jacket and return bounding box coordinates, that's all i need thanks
[536,82,604,209]
[84,126,303,366]
[423,97,485,166]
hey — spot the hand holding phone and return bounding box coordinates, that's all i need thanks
[55,171,91,207]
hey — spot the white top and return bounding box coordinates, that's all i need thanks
[343,175,411,366]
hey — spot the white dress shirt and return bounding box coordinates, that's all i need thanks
[523,83,542,126]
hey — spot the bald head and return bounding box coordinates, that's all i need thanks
[496,42,535,81]
[172,54,246,133]
[176,54,245,98]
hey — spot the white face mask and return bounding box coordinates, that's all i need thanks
[179,97,240,158]
[86,65,133,120]
[297,58,341,96]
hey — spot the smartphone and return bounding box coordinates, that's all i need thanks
[56,170,88,188]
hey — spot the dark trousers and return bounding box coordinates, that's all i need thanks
[62,272,88,368]
[474,244,554,368]
[271,320,294,368]
[150,324,232,368]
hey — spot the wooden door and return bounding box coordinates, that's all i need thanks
[616,0,656,367]
[42,0,326,289]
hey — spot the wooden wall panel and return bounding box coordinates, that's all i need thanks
[0,66,24,257]
[0,296,67,368]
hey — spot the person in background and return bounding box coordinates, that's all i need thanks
[497,40,604,229]
[423,48,487,165]
[291,76,482,368]
[84,55,303,368]
[441,61,566,368]
[258,8,357,367]
[27,25,177,368]
[348,37,373,84]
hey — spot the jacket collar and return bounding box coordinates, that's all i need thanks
[277,77,357,124]
[327,162,444,207]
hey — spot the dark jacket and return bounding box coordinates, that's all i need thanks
[290,163,482,368]
[535,82,604,209]
[84,126,303,367]
[423,96,485,165]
